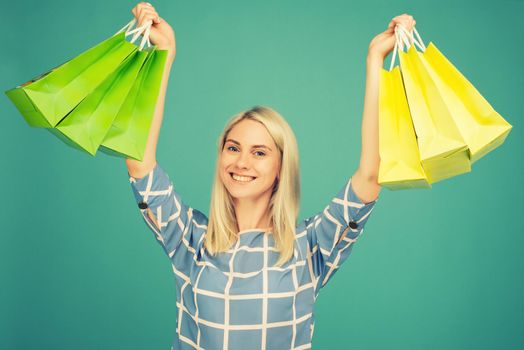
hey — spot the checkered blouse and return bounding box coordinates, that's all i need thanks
[128,163,378,350]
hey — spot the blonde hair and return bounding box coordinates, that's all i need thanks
[203,106,300,267]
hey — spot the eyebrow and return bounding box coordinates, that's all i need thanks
[225,138,272,152]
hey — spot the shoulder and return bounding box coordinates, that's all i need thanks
[191,208,209,227]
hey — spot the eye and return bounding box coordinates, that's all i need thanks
[227,146,238,152]
[254,150,266,157]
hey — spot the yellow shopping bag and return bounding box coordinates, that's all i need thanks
[397,28,471,184]
[399,26,512,165]
[378,53,430,190]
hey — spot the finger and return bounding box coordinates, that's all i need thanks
[398,19,410,29]
[149,14,161,25]
[132,2,151,21]
[135,4,145,21]
[404,15,414,27]
[137,4,149,17]
[395,14,412,24]
[141,2,156,14]
[142,13,159,27]
[392,18,403,27]
[136,2,148,12]
[407,18,414,30]
[138,9,157,27]
[137,2,154,18]
[138,13,151,28]
[394,15,409,22]
[393,16,406,25]
[139,8,158,19]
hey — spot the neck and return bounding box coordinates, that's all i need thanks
[233,191,273,232]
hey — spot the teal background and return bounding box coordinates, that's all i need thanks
[1,0,523,349]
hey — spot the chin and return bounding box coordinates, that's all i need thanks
[227,186,259,199]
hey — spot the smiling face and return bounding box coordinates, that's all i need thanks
[219,119,281,202]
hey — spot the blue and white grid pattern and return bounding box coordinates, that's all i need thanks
[128,163,378,350]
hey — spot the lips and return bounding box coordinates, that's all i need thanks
[229,172,257,182]
[230,173,256,178]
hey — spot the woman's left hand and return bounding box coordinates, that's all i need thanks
[368,14,416,61]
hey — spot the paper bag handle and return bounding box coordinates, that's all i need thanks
[115,18,152,51]
[388,24,427,71]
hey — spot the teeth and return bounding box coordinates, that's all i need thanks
[231,173,255,182]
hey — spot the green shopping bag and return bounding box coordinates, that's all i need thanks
[5,21,138,128]
[48,49,150,156]
[98,47,168,161]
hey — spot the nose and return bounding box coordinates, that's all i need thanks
[234,150,251,170]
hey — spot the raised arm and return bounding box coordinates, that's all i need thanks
[125,3,177,230]
[125,2,176,178]
[351,14,416,203]
[350,54,382,204]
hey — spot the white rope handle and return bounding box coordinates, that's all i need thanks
[388,25,413,71]
[396,24,426,51]
[413,27,426,51]
[114,18,152,51]
[388,32,399,71]
[141,23,152,50]
[388,41,399,72]
[129,20,153,51]
[115,19,137,36]
[388,24,428,71]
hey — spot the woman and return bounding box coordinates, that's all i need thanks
[126,2,414,349]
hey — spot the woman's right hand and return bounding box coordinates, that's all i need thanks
[131,2,176,60]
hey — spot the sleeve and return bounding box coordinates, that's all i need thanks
[128,163,208,260]
[302,176,378,296]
